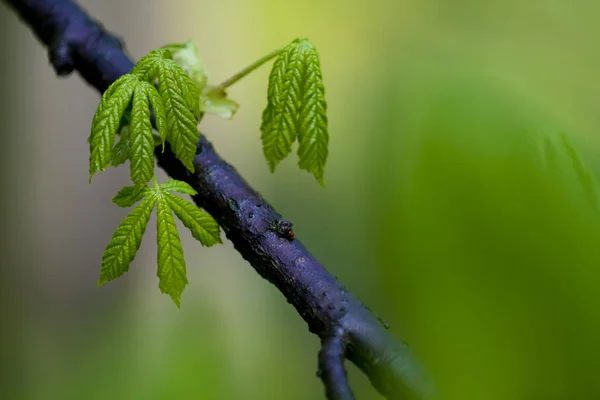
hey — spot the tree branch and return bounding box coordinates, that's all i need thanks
[318,326,354,400]
[3,1,437,398]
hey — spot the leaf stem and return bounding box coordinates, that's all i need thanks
[212,48,283,92]
[152,176,159,188]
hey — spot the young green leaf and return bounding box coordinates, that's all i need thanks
[157,62,201,172]
[130,48,201,120]
[130,48,172,82]
[112,185,147,208]
[177,70,202,121]
[117,104,133,133]
[162,41,209,91]
[130,48,202,171]
[142,81,168,149]
[89,74,137,181]
[260,38,329,184]
[165,193,221,246]
[156,193,188,308]
[160,179,198,195]
[200,89,239,120]
[260,42,302,171]
[295,40,329,185]
[99,195,155,285]
[129,82,156,185]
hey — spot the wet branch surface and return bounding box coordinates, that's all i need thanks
[3,0,436,398]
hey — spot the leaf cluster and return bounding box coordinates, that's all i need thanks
[261,38,329,185]
[89,47,223,306]
[89,38,331,306]
[89,48,202,183]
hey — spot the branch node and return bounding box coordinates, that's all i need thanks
[318,326,355,400]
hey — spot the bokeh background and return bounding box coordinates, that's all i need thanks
[2,0,600,399]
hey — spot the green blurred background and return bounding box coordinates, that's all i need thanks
[2,0,600,399]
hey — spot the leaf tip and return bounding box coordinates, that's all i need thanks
[172,296,182,309]
[160,285,183,308]
[266,158,278,173]
[316,175,326,187]
[97,275,108,287]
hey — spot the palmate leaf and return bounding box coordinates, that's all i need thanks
[260,38,329,184]
[89,74,137,181]
[156,193,188,308]
[99,179,222,307]
[99,194,154,285]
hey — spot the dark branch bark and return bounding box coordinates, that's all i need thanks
[318,326,354,400]
[3,1,437,398]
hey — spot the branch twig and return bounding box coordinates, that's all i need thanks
[318,326,354,400]
[214,47,283,92]
[3,1,437,398]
